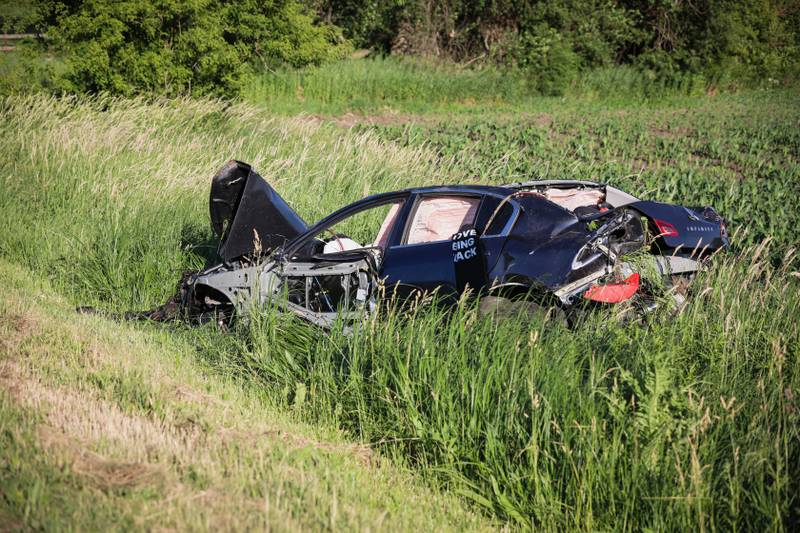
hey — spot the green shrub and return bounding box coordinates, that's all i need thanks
[0,0,40,33]
[304,0,800,89]
[45,0,352,97]
[508,26,579,96]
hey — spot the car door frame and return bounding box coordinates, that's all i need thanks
[275,191,413,326]
[379,190,521,297]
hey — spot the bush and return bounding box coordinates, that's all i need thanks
[0,47,71,96]
[45,0,352,97]
[509,26,580,96]
[305,0,800,90]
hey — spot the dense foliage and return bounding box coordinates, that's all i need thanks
[36,0,351,96]
[1,0,798,97]
[0,0,39,33]
[308,0,800,92]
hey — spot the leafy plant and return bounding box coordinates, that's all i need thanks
[44,0,352,97]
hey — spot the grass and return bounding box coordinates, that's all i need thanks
[0,90,798,530]
[236,246,800,530]
[243,56,532,114]
[241,57,779,115]
[0,260,493,531]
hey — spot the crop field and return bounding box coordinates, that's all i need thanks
[1,89,799,530]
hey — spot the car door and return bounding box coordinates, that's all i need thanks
[473,194,519,279]
[380,193,484,298]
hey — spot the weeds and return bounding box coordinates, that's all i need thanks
[200,246,798,529]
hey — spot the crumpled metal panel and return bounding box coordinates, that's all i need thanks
[210,160,307,262]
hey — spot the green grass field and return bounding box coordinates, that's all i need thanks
[243,57,714,114]
[1,84,799,530]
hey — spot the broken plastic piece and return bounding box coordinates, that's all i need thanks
[583,273,640,303]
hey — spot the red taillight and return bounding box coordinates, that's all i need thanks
[654,219,679,238]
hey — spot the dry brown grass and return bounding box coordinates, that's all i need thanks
[1,360,202,459]
[1,306,374,470]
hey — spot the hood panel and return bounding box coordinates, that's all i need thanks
[210,161,307,262]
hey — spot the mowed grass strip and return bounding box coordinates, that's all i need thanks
[0,260,493,531]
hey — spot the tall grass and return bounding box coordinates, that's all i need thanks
[0,94,449,311]
[244,56,531,114]
[242,57,754,114]
[1,93,798,529]
[568,65,710,101]
[210,244,800,530]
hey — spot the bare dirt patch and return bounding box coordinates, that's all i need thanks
[0,508,24,533]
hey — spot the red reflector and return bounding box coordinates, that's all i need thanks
[654,219,679,237]
[583,273,640,303]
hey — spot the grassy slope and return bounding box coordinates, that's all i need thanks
[0,96,491,530]
[0,261,492,531]
[1,91,799,530]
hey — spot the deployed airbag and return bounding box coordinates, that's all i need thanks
[544,188,605,212]
[406,197,479,244]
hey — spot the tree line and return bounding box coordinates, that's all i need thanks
[3,0,798,97]
[309,0,799,91]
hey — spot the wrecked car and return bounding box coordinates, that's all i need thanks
[145,160,729,327]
